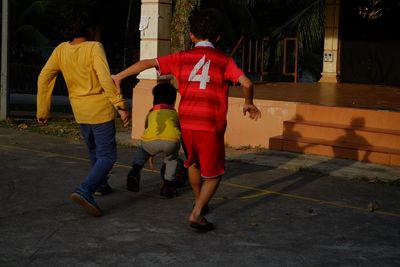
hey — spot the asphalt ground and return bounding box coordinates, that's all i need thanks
[0,127,399,266]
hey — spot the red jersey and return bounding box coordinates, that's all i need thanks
[157,45,244,133]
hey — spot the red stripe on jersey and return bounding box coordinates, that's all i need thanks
[157,46,244,133]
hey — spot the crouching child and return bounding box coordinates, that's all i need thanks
[127,83,182,197]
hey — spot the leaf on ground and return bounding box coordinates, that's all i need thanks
[18,123,28,129]
[367,201,379,212]
[368,177,379,183]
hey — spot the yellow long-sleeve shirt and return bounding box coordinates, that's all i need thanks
[37,41,126,124]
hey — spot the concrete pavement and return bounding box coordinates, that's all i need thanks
[1,126,400,266]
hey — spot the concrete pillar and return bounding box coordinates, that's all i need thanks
[320,0,340,83]
[132,0,172,140]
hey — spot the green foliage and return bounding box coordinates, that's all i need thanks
[266,0,325,56]
[186,0,324,56]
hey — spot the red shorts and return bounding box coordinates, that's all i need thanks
[181,129,225,178]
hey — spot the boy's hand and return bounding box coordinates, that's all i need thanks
[118,110,131,127]
[37,118,48,124]
[243,104,261,120]
[111,74,122,93]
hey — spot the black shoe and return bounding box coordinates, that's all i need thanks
[94,182,112,196]
[190,217,214,232]
[160,158,188,188]
[127,169,141,192]
[160,180,178,198]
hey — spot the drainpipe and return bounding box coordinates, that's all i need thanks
[1,0,9,120]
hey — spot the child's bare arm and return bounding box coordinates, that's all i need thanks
[238,75,261,120]
[112,59,158,91]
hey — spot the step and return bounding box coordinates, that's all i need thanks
[269,135,400,166]
[296,104,400,131]
[283,120,400,149]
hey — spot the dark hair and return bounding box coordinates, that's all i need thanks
[188,8,222,43]
[64,7,99,39]
[153,83,177,106]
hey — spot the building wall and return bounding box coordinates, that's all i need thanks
[132,83,297,148]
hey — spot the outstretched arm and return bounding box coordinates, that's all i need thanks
[111,59,158,92]
[37,47,61,124]
[238,75,261,120]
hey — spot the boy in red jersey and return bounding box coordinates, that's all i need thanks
[112,8,261,232]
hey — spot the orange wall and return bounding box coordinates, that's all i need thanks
[225,97,296,148]
[132,80,297,148]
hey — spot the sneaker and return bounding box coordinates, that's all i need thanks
[70,188,102,217]
[160,180,178,198]
[127,170,141,192]
[94,182,112,196]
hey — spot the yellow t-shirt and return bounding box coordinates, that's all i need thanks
[142,107,181,142]
[37,41,126,124]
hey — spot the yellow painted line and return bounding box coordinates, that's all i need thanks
[236,192,273,199]
[2,143,400,218]
[0,144,159,173]
[222,181,400,218]
[1,144,92,163]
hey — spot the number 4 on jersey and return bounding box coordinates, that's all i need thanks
[188,55,210,90]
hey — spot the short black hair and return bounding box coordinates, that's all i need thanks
[64,7,99,39]
[188,8,222,43]
[153,83,177,106]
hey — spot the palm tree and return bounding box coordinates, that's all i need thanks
[171,0,324,56]
[260,0,324,56]
[170,0,324,81]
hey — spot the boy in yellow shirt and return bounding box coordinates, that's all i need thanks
[127,83,182,197]
[37,8,130,217]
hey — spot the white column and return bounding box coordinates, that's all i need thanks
[131,0,172,140]
[137,0,172,80]
[320,0,340,83]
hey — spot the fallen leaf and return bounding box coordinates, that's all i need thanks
[368,177,378,183]
[18,123,28,129]
[368,201,379,212]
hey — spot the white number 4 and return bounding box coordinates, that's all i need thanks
[188,55,210,90]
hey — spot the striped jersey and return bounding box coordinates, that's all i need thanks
[157,44,244,133]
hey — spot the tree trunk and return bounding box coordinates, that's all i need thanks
[171,0,199,53]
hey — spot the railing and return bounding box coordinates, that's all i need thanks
[282,37,298,82]
[230,36,298,82]
[230,36,269,82]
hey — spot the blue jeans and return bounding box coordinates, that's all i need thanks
[79,120,117,194]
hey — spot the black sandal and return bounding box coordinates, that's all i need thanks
[190,217,214,232]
